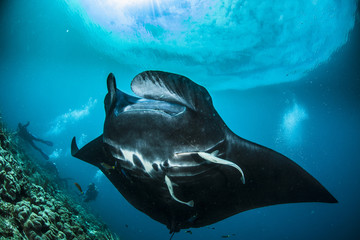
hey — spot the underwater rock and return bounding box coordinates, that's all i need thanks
[0,119,121,240]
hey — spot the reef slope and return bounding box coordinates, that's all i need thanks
[0,119,120,240]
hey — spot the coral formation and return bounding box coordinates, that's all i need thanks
[0,119,120,240]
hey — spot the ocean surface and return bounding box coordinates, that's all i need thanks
[1,0,359,239]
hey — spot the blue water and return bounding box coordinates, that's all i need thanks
[1,0,359,239]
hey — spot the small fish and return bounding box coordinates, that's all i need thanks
[207,226,215,230]
[101,162,115,170]
[221,234,236,238]
[125,224,128,228]
[74,182,83,194]
[185,230,192,234]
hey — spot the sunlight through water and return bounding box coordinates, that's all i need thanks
[65,0,357,90]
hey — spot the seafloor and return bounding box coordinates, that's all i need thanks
[0,117,121,240]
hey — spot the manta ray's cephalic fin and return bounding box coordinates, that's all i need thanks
[131,71,215,116]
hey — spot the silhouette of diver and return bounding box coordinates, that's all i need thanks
[83,183,99,202]
[17,121,53,160]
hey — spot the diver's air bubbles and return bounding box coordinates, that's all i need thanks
[49,148,63,159]
[78,133,88,148]
[94,169,105,183]
[277,101,308,148]
[46,98,97,136]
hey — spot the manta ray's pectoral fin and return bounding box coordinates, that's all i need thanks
[71,135,105,168]
[165,175,194,207]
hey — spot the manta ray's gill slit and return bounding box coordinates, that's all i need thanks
[104,138,124,158]
[119,148,155,174]
[152,163,160,171]
[165,175,194,207]
[133,154,145,170]
[113,152,124,161]
[104,138,146,172]
[121,149,134,164]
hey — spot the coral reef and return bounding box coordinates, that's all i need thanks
[0,119,120,240]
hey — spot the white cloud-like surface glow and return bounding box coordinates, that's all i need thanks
[66,0,357,89]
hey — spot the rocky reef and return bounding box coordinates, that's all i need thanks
[0,119,120,240]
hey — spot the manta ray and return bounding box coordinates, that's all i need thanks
[71,71,337,233]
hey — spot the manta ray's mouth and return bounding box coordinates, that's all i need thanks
[121,100,186,117]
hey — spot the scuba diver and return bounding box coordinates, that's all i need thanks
[74,182,99,202]
[17,121,53,160]
[83,183,99,202]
